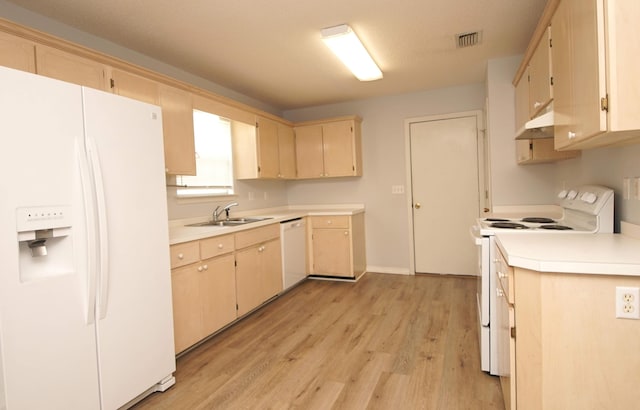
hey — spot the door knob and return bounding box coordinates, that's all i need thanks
[415,203,421,209]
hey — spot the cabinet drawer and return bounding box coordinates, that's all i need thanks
[200,234,234,259]
[170,241,200,269]
[235,223,280,249]
[310,215,350,229]
[496,248,514,304]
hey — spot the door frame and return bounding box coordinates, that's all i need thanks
[403,110,488,275]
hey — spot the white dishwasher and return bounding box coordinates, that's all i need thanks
[280,217,306,290]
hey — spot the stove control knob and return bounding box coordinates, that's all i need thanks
[567,190,578,200]
[581,192,597,204]
[557,190,568,199]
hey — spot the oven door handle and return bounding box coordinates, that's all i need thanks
[470,225,484,245]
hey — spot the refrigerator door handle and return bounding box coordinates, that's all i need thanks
[77,137,97,325]
[87,137,110,320]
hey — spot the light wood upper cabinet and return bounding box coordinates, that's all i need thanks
[35,44,109,90]
[514,67,530,132]
[277,122,296,179]
[294,124,325,179]
[0,31,35,73]
[528,27,553,118]
[552,0,640,150]
[158,84,196,175]
[516,138,579,165]
[255,116,280,178]
[294,116,363,179]
[110,68,158,105]
[234,116,296,179]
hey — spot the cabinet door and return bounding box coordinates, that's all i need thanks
[278,123,296,178]
[256,116,280,178]
[171,263,202,353]
[312,228,352,277]
[528,28,552,117]
[201,254,237,335]
[235,245,264,316]
[514,68,530,132]
[0,31,35,72]
[295,124,325,178]
[35,44,109,90]
[110,68,158,105]
[322,120,356,177]
[261,238,283,300]
[158,85,196,175]
[552,0,606,149]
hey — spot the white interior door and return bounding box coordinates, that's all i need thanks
[409,114,480,275]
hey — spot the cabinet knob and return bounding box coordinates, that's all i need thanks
[415,203,421,209]
[197,266,203,272]
[327,220,332,225]
[344,231,348,236]
[258,246,265,252]
[498,271,507,279]
[533,101,542,108]
[568,131,576,139]
[218,244,224,249]
[178,253,184,259]
[203,264,208,270]
[496,288,504,297]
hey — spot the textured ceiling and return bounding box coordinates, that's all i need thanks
[6,0,547,110]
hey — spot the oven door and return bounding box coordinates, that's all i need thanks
[470,226,490,326]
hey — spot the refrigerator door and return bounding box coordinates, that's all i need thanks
[0,67,101,408]
[81,88,176,409]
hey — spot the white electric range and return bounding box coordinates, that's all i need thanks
[470,185,614,375]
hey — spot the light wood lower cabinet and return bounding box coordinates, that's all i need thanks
[308,213,366,279]
[170,224,283,354]
[235,224,283,316]
[170,235,236,354]
[499,245,640,409]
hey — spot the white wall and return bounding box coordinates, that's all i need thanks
[555,144,640,230]
[165,179,289,220]
[485,56,562,206]
[284,84,485,274]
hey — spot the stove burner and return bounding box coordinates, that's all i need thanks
[490,222,529,229]
[521,217,556,223]
[485,218,510,222]
[539,224,573,230]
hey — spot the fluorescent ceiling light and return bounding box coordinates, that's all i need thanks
[321,24,383,81]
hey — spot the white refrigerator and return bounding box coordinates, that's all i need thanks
[0,66,176,409]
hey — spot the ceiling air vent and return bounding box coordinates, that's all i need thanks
[456,31,482,48]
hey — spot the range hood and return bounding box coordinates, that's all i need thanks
[515,110,554,140]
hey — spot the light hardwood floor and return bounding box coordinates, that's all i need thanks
[134,273,504,409]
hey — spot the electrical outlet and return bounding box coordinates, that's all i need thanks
[623,177,631,200]
[616,287,640,319]
[391,185,405,194]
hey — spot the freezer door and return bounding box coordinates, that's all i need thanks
[0,67,101,409]
[81,87,176,409]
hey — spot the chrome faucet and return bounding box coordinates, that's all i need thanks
[213,202,238,221]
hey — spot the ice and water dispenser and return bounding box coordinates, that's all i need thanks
[16,206,74,282]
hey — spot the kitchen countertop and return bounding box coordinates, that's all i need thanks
[168,204,365,245]
[496,222,640,276]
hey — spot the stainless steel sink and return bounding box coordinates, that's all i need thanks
[186,217,272,227]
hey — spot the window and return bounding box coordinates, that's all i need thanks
[176,110,234,197]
